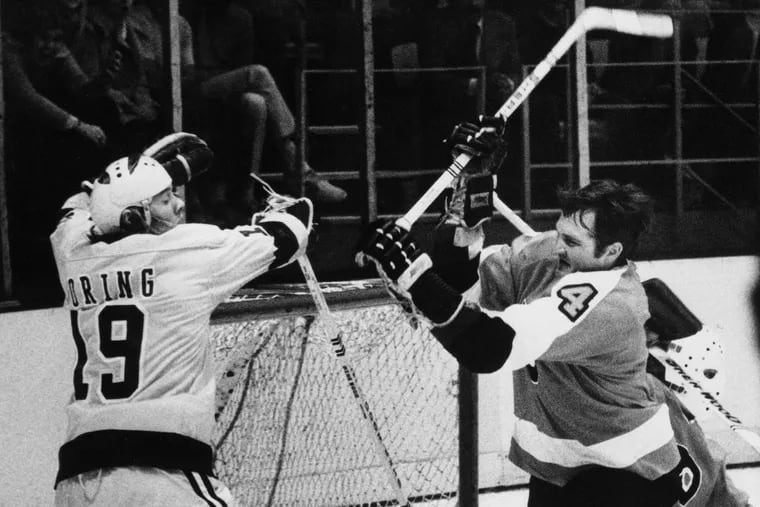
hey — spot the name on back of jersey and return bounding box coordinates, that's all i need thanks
[66,268,156,308]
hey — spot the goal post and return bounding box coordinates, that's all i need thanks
[210,280,478,506]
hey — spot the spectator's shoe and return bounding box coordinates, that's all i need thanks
[304,171,348,203]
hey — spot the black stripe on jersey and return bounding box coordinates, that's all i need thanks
[256,221,299,268]
[431,223,481,292]
[409,270,515,373]
[55,430,214,486]
[409,270,464,324]
[434,305,515,373]
[184,472,219,507]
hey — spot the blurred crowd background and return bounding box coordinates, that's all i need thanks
[2,0,759,308]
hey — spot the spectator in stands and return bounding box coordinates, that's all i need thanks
[129,0,195,100]
[124,0,216,221]
[686,0,760,205]
[703,0,760,103]
[3,0,118,305]
[513,0,569,166]
[417,0,485,169]
[236,0,301,82]
[475,0,523,206]
[476,0,521,114]
[370,1,426,211]
[591,0,676,164]
[676,0,713,83]
[68,0,164,156]
[183,0,347,218]
[4,4,109,162]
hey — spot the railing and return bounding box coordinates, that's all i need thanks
[2,5,759,306]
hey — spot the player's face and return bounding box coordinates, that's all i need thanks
[148,187,185,234]
[554,210,617,272]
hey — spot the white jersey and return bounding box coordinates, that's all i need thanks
[50,193,307,484]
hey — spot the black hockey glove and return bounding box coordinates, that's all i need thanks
[447,114,507,160]
[441,115,507,229]
[355,219,433,295]
[143,132,214,186]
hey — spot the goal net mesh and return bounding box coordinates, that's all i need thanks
[210,293,462,507]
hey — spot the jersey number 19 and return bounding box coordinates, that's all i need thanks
[70,304,145,401]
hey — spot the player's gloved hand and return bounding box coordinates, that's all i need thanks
[143,132,214,186]
[440,116,507,230]
[446,114,507,159]
[355,219,433,294]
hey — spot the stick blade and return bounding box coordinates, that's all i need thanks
[618,10,674,38]
[583,7,674,39]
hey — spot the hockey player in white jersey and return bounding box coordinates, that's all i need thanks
[357,117,748,506]
[51,133,313,506]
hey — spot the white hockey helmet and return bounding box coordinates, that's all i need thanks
[89,155,172,236]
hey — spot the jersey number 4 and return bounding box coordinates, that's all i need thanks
[557,283,598,322]
[70,305,145,401]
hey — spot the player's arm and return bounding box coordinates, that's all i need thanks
[357,221,516,373]
[249,197,313,269]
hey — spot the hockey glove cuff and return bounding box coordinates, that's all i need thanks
[442,172,496,230]
[253,197,314,267]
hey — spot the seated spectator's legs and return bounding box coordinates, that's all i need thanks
[199,64,294,137]
[240,91,268,176]
[199,64,347,203]
[222,91,267,218]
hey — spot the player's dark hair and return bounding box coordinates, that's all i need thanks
[557,179,654,265]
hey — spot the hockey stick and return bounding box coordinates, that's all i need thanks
[395,7,673,231]
[494,195,536,237]
[492,197,760,457]
[248,173,411,506]
[296,256,411,506]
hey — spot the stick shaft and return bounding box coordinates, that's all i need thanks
[397,13,587,230]
[493,195,536,236]
[296,256,411,506]
[396,8,672,231]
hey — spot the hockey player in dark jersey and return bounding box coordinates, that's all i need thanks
[51,133,313,506]
[357,117,748,506]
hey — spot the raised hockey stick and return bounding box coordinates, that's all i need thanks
[492,197,760,457]
[494,195,536,237]
[395,7,673,231]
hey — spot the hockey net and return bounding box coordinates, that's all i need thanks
[209,280,465,506]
